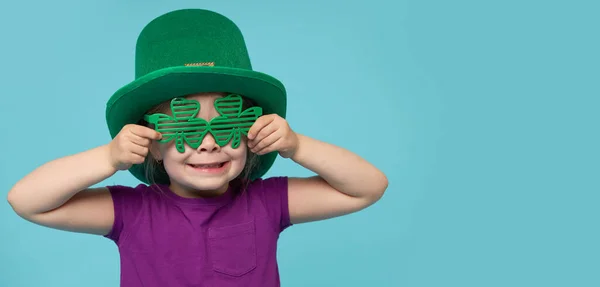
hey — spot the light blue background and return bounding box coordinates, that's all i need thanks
[1,0,598,286]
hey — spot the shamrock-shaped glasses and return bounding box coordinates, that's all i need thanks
[143,94,263,152]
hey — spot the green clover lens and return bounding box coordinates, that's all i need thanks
[143,94,262,152]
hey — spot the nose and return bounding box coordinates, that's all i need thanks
[197,133,221,153]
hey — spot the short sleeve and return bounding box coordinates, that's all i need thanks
[103,184,147,244]
[251,176,292,232]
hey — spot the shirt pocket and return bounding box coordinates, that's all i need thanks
[208,220,257,277]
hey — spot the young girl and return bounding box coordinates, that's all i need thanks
[7,9,388,287]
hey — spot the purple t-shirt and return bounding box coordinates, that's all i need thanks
[103,176,291,287]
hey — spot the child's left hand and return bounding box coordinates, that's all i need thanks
[247,114,299,158]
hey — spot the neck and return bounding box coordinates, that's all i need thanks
[168,182,229,199]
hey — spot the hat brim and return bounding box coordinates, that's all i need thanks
[105,65,286,184]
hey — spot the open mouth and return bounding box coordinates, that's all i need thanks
[186,161,230,173]
[188,162,226,168]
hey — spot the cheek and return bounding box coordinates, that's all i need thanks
[224,145,248,168]
[229,143,247,158]
[158,142,171,155]
[160,144,187,165]
[159,141,186,156]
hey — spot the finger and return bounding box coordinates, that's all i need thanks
[250,129,281,153]
[128,142,149,157]
[255,138,284,155]
[127,133,152,147]
[130,125,162,140]
[129,153,146,165]
[247,116,274,140]
[248,123,278,149]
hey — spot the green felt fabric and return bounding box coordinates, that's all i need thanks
[105,9,286,184]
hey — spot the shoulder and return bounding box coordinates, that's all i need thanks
[103,183,159,243]
[106,183,171,209]
[106,183,154,199]
[106,183,148,192]
[104,183,158,219]
[242,176,289,202]
[241,176,291,232]
[245,176,288,193]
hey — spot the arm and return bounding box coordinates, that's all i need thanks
[287,134,388,224]
[248,115,388,225]
[7,124,161,235]
[7,145,117,235]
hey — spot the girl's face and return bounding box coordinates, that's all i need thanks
[150,93,247,198]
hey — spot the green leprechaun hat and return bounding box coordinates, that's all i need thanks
[105,9,287,184]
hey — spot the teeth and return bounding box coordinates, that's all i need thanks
[191,163,222,168]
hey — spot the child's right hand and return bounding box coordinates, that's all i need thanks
[107,124,162,171]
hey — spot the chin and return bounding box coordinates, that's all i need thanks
[188,177,231,192]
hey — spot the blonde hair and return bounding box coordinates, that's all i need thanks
[139,93,261,192]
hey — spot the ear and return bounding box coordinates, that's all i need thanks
[149,141,163,161]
